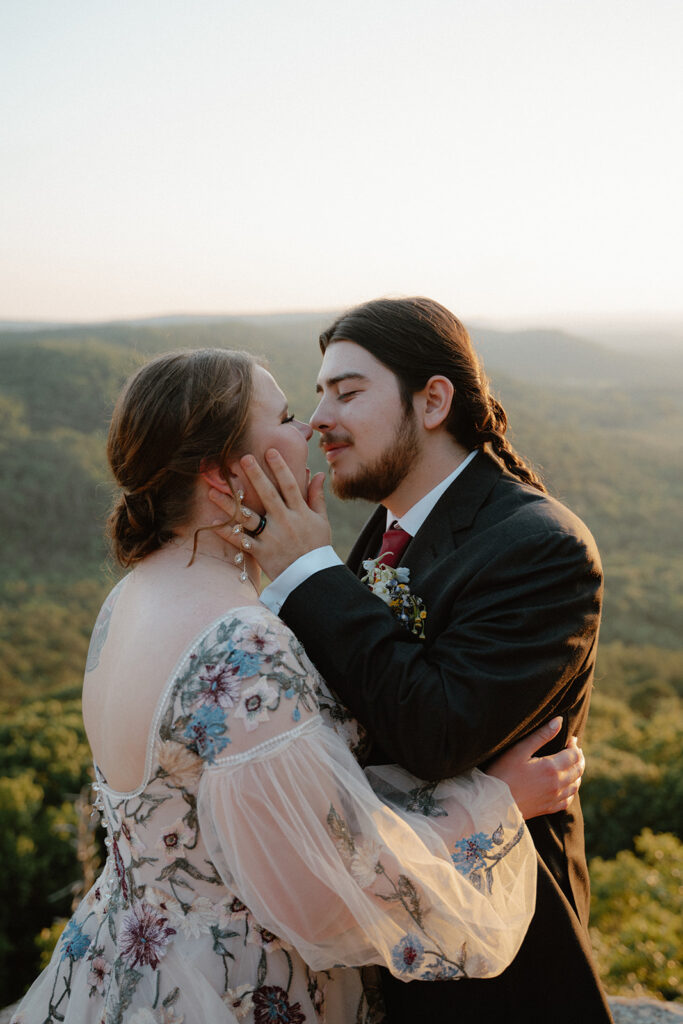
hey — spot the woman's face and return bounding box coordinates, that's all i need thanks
[240,366,312,510]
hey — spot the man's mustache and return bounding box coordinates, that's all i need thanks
[318,432,353,449]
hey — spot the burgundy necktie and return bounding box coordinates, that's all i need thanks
[376,521,412,568]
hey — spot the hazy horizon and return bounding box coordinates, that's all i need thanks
[2,306,682,355]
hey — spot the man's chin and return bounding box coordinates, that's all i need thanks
[330,469,381,503]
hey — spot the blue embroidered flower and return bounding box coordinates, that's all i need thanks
[184,705,230,762]
[391,933,425,974]
[60,918,91,961]
[227,648,264,678]
[451,831,494,874]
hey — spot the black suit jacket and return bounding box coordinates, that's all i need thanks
[280,452,613,1022]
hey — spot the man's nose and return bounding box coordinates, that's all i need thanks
[309,397,333,432]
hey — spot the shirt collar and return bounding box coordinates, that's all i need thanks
[385,450,478,535]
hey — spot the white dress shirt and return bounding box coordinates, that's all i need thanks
[261,450,477,615]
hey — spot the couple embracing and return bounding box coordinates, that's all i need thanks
[13,297,612,1024]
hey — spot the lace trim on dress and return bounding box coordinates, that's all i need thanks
[207,715,323,769]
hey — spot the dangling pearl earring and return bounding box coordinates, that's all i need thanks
[233,490,249,583]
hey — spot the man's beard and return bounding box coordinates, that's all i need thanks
[328,408,421,503]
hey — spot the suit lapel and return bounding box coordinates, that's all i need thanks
[347,505,386,576]
[401,452,503,576]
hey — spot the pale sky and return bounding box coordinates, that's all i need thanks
[1,0,682,326]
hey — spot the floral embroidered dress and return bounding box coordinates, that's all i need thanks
[12,604,536,1024]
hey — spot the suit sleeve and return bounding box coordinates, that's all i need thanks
[279,526,602,780]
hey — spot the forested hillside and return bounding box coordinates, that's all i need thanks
[1,315,681,1004]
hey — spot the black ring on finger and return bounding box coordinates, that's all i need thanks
[244,514,267,538]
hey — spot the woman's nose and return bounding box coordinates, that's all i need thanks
[296,419,313,441]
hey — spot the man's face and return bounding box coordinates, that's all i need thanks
[310,341,421,503]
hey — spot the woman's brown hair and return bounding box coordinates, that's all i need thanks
[107,348,256,567]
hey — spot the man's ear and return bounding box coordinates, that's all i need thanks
[199,461,233,494]
[418,376,454,430]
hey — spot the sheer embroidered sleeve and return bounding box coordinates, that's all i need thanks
[173,609,535,981]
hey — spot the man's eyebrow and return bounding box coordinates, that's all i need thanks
[315,371,369,394]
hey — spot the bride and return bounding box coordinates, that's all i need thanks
[12,348,583,1024]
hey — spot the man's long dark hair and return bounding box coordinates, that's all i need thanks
[319,296,546,492]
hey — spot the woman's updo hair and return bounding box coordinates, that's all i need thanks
[107,348,256,567]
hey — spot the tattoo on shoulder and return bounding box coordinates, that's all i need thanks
[85,585,121,672]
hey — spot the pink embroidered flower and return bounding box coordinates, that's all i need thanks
[198,662,242,709]
[234,622,280,657]
[233,678,277,732]
[87,955,111,994]
[155,818,193,863]
[120,901,176,969]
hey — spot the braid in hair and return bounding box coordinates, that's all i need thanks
[450,366,547,492]
[321,296,547,493]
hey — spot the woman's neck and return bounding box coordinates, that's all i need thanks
[142,530,261,596]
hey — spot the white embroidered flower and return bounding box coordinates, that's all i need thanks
[144,886,183,922]
[175,896,217,938]
[246,923,288,951]
[223,984,254,1019]
[350,839,382,888]
[197,661,242,709]
[157,741,203,787]
[234,621,280,656]
[218,894,251,927]
[129,1008,158,1024]
[156,1006,184,1024]
[87,954,111,994]
[155,818,193,863]
[233,678,277,732]
[129,1007,183,1024]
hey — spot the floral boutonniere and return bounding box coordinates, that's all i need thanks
[361,557,427,638]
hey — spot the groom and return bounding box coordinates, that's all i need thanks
[233,297,612,1022]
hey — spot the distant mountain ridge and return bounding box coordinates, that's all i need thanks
[1,312,681,389]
